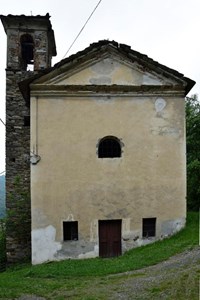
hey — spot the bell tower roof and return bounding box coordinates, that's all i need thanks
[0,13,56,57]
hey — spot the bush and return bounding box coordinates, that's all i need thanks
[186,95,200,210]
[0,219,6,271]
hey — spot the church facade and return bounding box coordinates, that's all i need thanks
[1,14,195,264]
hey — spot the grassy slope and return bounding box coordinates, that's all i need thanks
[0,212,199,299]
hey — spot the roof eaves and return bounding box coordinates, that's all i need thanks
[116,43,195,95]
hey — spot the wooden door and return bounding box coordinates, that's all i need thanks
[99,220,122,258]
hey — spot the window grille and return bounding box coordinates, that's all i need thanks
[142,218,156,237]
[98,136,121,158]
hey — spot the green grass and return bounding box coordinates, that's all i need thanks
[148,269,200,300]
[0,212,198,299]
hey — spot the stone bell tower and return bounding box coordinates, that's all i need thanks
[0,14,56,262]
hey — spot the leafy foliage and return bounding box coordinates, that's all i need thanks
[0,219,6,271]
[0,175,5,219]
[7,176,31,242]
[186,95,200,210]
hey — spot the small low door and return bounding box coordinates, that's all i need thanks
[99,220,122,258]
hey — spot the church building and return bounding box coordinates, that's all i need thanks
[1,14,195,264]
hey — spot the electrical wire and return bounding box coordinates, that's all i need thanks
[62,0,103,59]
[0,118,5,126]
[0,1,103,177]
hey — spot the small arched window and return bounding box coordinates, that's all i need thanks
[20,34,34,70]
[98,136,121,158]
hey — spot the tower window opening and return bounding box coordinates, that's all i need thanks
[20,34,34,71]
[27,64,34,71]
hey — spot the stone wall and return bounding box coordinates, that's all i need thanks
[6,70,33,262]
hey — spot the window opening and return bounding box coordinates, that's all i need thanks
[24,116,30,127]
[27,64,34,71]
[63,221,78,241]
[20,34,34,71]
[98,136,121,158]
[142,218,156,237]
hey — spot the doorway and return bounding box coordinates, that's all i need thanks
[99,219,122,258]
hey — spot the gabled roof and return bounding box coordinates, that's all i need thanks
[19,40,195,102]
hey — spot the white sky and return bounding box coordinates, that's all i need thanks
[0,0,200,173]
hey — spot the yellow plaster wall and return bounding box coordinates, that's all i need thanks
[31,94,186,241]
[30,57,187,263]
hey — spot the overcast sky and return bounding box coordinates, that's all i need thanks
[0,0,200,173]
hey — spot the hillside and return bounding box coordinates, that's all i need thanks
[0,175,5,218]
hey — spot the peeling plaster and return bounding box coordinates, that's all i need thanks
[143,74,162,85]
[155,97,167,112]
[31,218,186,264]
[78,245,99,259]
[91,58,115,74]
[159,127,180,137]
[32,208,49,228]
[161,218,185,237]
[151,126,180,138]
[32,225,62,264]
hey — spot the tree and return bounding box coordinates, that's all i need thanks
[0,220,6,271]
[185,94,200,211]
[0,175,5,219]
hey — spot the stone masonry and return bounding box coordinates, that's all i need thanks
[0,14,56,262]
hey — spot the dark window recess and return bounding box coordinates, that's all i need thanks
[63,221,78,241]
[20,34,34,70]
[98,136,121,158]
[24,116,30,126]
[143,218,156,237]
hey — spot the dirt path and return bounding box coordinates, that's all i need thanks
[107,246,200,299]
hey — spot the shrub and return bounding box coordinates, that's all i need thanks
[0,219,6,271]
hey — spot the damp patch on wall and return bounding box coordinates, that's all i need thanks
[32,225,62,264]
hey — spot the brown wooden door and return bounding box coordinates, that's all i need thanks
[99,220,122,258]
